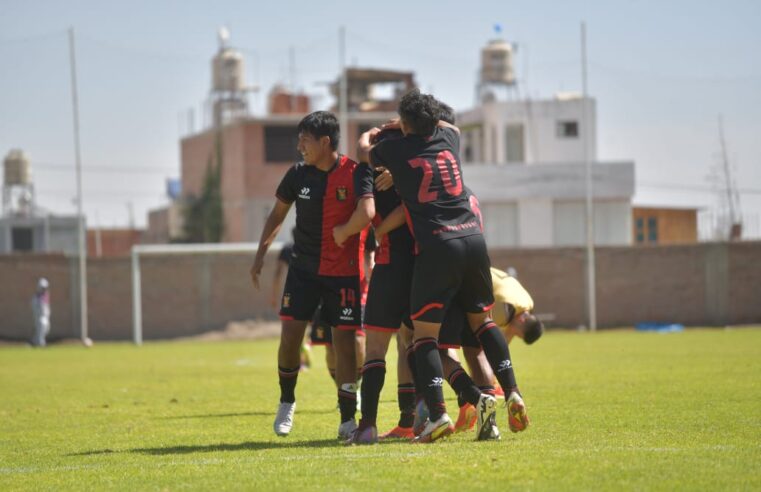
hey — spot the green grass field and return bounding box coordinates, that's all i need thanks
[1,328,760,491]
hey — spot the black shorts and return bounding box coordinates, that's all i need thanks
[363,259,414,333]
[309,305,333,345]
[279,266,362,331]
[410,234,494,324]
[438,303,480,349]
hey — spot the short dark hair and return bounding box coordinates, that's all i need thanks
[398,89,440,136]
[523,314,544,345]
[437,100,456,125]
[297,111,339,150]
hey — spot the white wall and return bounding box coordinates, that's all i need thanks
[481,202,519,247]
[553,199,631,246]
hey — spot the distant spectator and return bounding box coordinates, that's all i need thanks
[31,278,50,347]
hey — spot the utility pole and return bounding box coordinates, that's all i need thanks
[338,26,348,156]
[581,22,597,332]
[68,27,89,345]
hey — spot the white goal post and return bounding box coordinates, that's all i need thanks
[130,242,282,345]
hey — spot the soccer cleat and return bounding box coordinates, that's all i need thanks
[412,414,454,444]
[344,425,378,445]
[337,419,358,439]
[273,401,296,436]
[454,403,477,433]
[506,391,529,433]
[478,413,501,441]
[412,399,429,436]
[475,394,498,440]
[379,425,415,440]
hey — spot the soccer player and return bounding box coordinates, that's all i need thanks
[250,111,374,439]
[357,90,529,443]
[337,130,418,445]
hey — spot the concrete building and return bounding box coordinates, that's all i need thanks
[465,161,634,248]
[0,215,81,255]
[459,95,596,165]
[457,94,634,248]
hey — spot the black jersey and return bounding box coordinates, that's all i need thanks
[278,242,294,264]
[275,155,374,276]
[370,126,480,250]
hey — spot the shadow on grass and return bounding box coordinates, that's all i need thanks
[71,438,348,456]
[158,408,336,419]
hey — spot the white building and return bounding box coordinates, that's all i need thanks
[457,95,635,248]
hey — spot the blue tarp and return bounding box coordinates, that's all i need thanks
[635,322,685,333]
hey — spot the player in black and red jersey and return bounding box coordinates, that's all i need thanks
[357,90,529,443]
[335,129,418,444]
[250,111,373,439]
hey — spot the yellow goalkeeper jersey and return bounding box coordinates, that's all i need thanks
[490,267,533,330]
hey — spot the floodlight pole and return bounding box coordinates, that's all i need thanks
[338,26,348,156]
[581,22,597,332]
[69,27,89,343]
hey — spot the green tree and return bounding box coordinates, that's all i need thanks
[181,133,224,243]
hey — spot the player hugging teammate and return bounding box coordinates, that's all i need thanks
[252,89,537,444]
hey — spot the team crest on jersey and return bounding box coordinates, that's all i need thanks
[316,327,324,339]
[336,186,348,201]
[282,293,291,308]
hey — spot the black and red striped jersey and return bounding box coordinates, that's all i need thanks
[370,126,481,251]
[275,155,374,277]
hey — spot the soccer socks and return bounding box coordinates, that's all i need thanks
[359,359,386,428]
[397,383,416,428]
[414,337,446,421]
[475,321,518,393]
[338,382,358,423]
[406,345,425,401]
[278,366,299,403]
[479,385,497,398]
[447,366,482,407]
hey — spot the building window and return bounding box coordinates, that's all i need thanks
[635,217,645,243]
[11,227,34,251]
[647,217,658,243]
[505,124,525,162]
[264,125,300,163]
[556,120,579,138]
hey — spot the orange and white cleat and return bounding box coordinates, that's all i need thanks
[379,425,415,440]
[506,391,529,433]
[454,403,477,433]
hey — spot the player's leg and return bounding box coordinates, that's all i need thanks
[463,346,500,398]
[408,241,468,443]
[274,266,321,436]
[350,263,411,443]
[460,235,528,433]
[347,328,393,444]
[380,327,416,439]
[323,275,363,439]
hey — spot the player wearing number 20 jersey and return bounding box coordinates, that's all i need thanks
[369,118,494,325]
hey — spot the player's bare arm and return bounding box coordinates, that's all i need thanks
[333,196,375,247]
[357,127,381,162]
[374,204,406,243]
[250,198,291,289]
[374,167,394,191]
[437,119,460,135]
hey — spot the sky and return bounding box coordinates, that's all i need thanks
[1,0,760,235]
